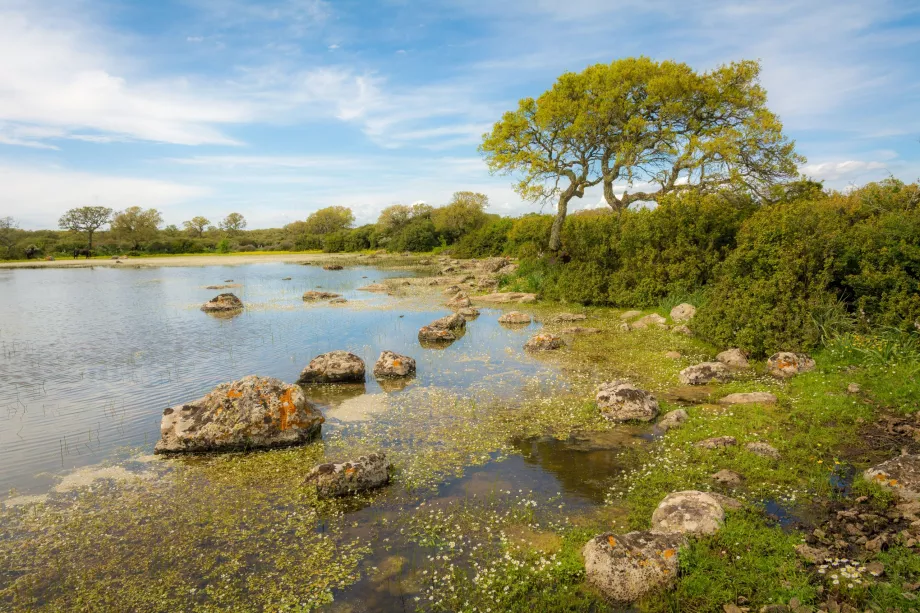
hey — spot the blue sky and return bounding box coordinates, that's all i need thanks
[1,0,919,229]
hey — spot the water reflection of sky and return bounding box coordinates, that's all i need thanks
[0,263,558,492]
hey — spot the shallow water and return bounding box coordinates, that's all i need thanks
[0,262,556,493]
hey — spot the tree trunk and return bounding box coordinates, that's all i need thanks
[549,192,572,253]
[87,230,94,252]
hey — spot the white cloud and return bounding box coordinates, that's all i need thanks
[802,160,890,182]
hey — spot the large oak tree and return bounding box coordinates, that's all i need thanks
[111,206,163,250]
[481,57,802,252]
[58,206,113,251]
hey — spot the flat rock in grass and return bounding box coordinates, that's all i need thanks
[620,310,642,321]
[523,333,565,352]
[201,292,243,312]
[155,376,323,453]
[651,490,725,536]
[795,543,831,564]
[716,348,750,369]
[306,453,390,498]
[712,469,744,486]
[745,441,781,459]
[474,292,537,304]
[457,307,480,319]
[631,313,667,329]
[552,313,587,323]
[718,392,777,405]
[695,436,737,449]
[582,530,686,604]
[665,351,682,359]
[498,311,532,325]
[658,409,689,431]
[767,352,816,378]
[864,454,920,500]
[373,351,416,378]
[679,362,732,385]
[560,326,602,335]
[298,351,366,384]
[302,290,342,301]
[669,303,697,322]
[670,325,693,336]
[596,381,659,422]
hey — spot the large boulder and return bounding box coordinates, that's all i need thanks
[716,348,749,369]
[583,531,686,604]
[631,313,667,330]
[303,290,342,301]
[201,293,243,312]
[498,311,532,325]
[306,453,390,498]
[155,376,323,453]
[718,392,777,405]
[767,352,816,378]
[474,292,537,304]
[678,362,732,385]
[298,351,366,384]
[596,381,659,422]
[524,333,565,352]
[670,303,697,323]
[373,351,416,378]
[864,455,920,500]
[651,491,725,536]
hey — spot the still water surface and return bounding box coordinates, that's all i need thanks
[0,262,558,493]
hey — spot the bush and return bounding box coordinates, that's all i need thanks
[388,218,439,252]
[453,218,512,258]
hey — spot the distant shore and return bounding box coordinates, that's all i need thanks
[0,252,362,269]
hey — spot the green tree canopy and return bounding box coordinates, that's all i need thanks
[220,213,247,235]
[111,207,163,250]
[0,216,18,258]
[432,191,490,243]
[58,206,113,250]
[481,57,802,251]
[183,216,211,238]
[303,206,355,235]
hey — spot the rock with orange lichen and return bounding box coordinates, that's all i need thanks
[766,351,815,378]
[373,350,416,378]
[154,375,323,454]
[200,292,243,313]
[523,333,565,351]
[864,454,920,500]
[582,530,686,604]
[306,452,390,498]
[298,351,366,384]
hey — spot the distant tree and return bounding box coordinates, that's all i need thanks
[303,206,355,235]
[219,213,247,235]
[163,224,180,236]
[376,205,414,236]
[0,216,18,258]
[58,206,113,251]
[411,202,433,219]
[183,216,211,238]
[111,206,163,250]
[432,191,489,243]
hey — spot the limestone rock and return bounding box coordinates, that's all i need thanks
[446,291,472,308]
[323,264,344,271]
[670,325,693,336]
[651,490,725,536]
[632,313,667,329]
[596,381,659,422]
[329,297,348,304]
[418,326,458,343]
[582,531,686,604]
[298,351,366,384]
[457,307,480,319]
[552,313,587,323]
[708,493,744,511]
[712,469,744,486]
[560,326,602,335]
[746,442,781,459]
[306,453,390,498]
[665,351,682,359]
[620,310,642,321]
[767,352,816,378]
[679,362,732,385]
[847,382,861,394]
[695,436,737,449]
[481,257,511,273]
[302,290,342,301]
[498,311,532,325]
[864,455,920,500]
[523,333,565,352]
[201,293,243,312]
[716,348,749,369]
[373,351,416,378]
[670,303,697,323]
[474,292,537,304]
[357,283,389,292]
[429,312,466,331]
[155,376,323,453]
[658,409,689,431]
[718,392,778,405]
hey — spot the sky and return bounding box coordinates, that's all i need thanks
[1,0,919,230]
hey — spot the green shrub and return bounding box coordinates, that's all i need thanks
[453,218,512,258]
[388,218,439,252]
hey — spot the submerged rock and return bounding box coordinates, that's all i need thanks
[678,362,732,385]
[583,531,686,604]
[718,392,777,405]
[475,292,537,304]
[651,491,725,536]
[323,264,344,271]
[864,454,920,500]
[669,303,697,322]
[306,453,390,498]
[716,348,749,369]
[302,290,342,301]
[155,376,323,453]
[767,352,816,378]
[373,351,416,378]
[596,381,659,422]
[298,351,366,384]
[658,408,689,431]
[523,333,565,352]
[498,311,532,325]
[201,293,243,312]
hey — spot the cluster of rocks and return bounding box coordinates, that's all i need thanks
[418,312,466,344]
[618,303,696,336]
